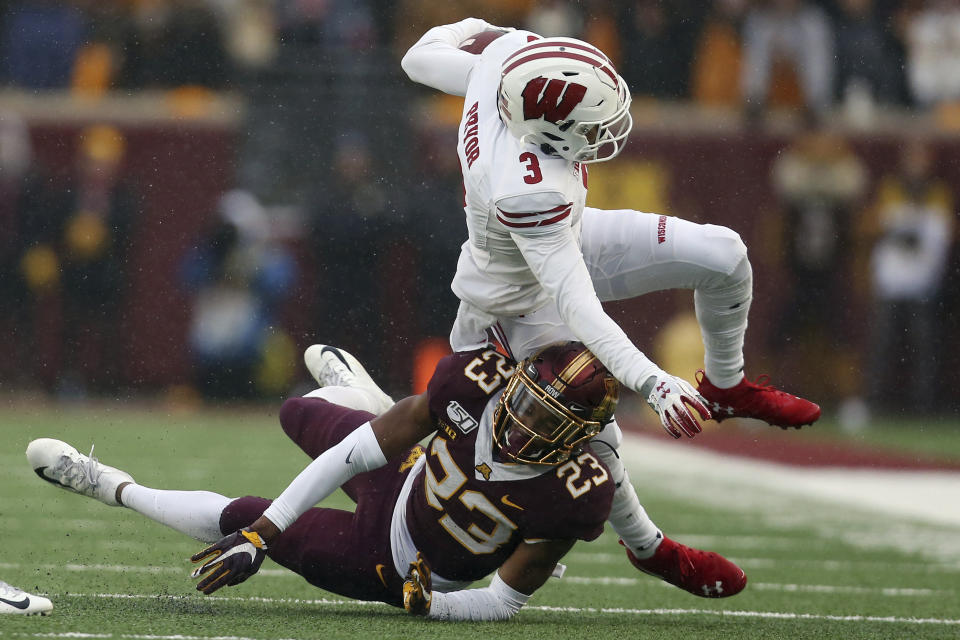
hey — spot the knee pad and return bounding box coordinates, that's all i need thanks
[220,496,270,535]
[705,225,749,280]
[695,229,752,309]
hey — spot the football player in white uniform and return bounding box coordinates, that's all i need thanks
[402,19,820,570]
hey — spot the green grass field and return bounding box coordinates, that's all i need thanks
[2,405,959,639]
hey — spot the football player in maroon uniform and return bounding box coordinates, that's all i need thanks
[27,343,745,621]
[401,18,821,437]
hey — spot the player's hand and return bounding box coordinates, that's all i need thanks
[402,552,433,616]
[190,528,267,595]
[641,372,711,439]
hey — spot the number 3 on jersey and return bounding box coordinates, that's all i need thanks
[519,152,543,184]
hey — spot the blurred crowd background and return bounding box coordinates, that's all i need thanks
[1,0,959,424]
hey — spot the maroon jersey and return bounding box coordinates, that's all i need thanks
[405,346,614,583]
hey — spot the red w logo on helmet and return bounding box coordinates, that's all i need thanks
[521,77,587,123]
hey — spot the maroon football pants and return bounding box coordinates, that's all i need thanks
[220,397,418,606]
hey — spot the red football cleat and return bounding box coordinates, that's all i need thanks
[696,370,821,429]
[622,537,747,598]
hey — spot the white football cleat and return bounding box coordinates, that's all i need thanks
[0,580,53,616]
[26,438,134,507]
[304,344,394,415]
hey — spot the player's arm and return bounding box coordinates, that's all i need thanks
[512,225,658,391]
[370,392,435,456]
[400,17,497,96]
[192,393,437,594]
[248,393,434,543]
[512,224,710,438]
[403,539,575,621]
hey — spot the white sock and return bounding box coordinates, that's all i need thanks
[303,386,382,414]
[695,255,752,389]
[591,422,662,558]
[119,484,231,543]
[606,468,663,558]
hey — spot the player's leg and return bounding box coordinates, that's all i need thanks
[221,494,404,605]
[487,305,575,361]
[25,438,406,603]
[450,300,498,352]
[283,344,399,486]
[279,395,374,460]
[589,420,661,555]
[278,394,423,504]
[26,438,232,542]
[302,344,394,415]
[487,210,751,371]
[119,484,231,542]
[590,421,746,598]
[581,208,819,427]
[580,208,751,380]
[123,394,388,536]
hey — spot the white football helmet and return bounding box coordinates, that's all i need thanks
[498,37,632,164]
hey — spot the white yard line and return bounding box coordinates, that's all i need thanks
[0,634,301,640]
[566,551,960,572]
[560,576,951,596]
[0,562,293,577]
[1,561,948,597]
[4,593,954,628]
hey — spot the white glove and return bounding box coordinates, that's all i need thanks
[640,371,711,439]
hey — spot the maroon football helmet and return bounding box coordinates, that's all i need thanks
[493,341,620,465]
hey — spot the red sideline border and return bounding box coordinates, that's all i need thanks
[620,420,960,472]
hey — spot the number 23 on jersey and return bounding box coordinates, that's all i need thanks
[424,439,608,555]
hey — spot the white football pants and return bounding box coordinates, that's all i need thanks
[451,208,753,388]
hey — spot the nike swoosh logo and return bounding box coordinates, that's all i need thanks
[0,596,30,610]
[375,563,388,588]
[320,346,352,372]
[345,444,358,464]
[34,467,70,489]
[500,494,523,510]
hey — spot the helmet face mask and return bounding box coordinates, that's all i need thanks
[493,342,620,465]
[498,38,633,164]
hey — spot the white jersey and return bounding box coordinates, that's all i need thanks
[452,29,588,316]
[402,20,659,392]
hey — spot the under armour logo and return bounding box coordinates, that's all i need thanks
[709,401,735,416]
[701,581,724,596]
[656,382,670,399]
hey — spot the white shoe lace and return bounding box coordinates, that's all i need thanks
[319,358,356,388]
[53,445,102,495]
